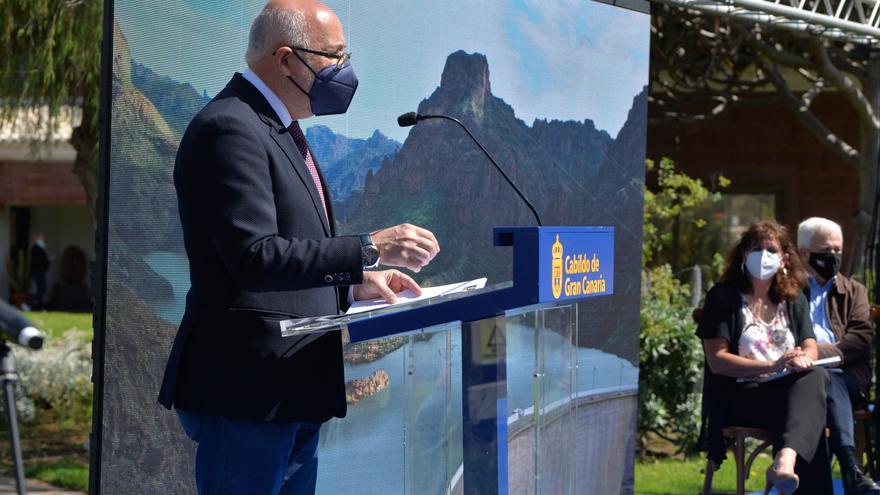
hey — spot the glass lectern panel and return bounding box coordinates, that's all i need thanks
[572,303,640,493]
[503,304,576,495]
[403,324,463,495]
[303,297,636,494]
[280,282,510,340]
[536,306,575,495]
[316,321,458,494]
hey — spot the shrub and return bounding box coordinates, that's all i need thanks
[12,331,92,425]
[638,264,703,456]
[638,158,726,456]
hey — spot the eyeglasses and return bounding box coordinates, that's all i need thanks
[284,46,352,69]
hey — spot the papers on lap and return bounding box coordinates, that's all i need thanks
[737,356,842,383]
[346,277,488,315]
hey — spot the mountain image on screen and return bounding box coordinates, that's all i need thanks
[337,50,646,287]
[111,24,646,353]
[102,16,646,493]
[305,125,400,200]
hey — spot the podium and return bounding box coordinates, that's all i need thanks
[282,227,631,494]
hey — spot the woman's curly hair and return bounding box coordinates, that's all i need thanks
[720,220,806,303]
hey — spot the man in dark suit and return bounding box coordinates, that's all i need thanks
[158,1,440,493]
[797,217,879,495]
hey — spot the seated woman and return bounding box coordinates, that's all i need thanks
[697,220,831,495]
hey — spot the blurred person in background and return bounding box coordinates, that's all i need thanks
[29,233,49,310]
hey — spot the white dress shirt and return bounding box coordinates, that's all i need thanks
[242,69,293,128]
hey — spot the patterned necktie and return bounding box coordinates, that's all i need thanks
[288,121,329,222]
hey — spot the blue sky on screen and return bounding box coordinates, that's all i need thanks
[116,0,648,142]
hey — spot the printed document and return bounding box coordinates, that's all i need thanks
[346,277,487,315]
[737,356,842,383]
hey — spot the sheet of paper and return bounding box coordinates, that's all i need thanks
[346,277,487,315]
[737,355,842,383]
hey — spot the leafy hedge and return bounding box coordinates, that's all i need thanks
[638,265,702,455]
[638,158,726,456]
[14,330,92,426]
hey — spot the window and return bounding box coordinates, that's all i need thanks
[719,192,779,249]
[671,189,781,281]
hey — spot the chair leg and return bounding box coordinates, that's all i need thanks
[864,418,876,478]
[735,434,747,495]
[857,419,867,472]
[702,459,716,495]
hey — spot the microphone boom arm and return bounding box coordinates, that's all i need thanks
[419,114,543,226]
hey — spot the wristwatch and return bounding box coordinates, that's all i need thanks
[359,233,380,269]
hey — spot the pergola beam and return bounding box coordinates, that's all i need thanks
[653,0,880,44]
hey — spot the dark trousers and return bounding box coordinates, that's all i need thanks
[726,368,833,495]
[826,370,859,450]
[176,409,321,495]
[30,272,46,309]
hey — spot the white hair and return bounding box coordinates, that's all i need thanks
[245,6,309,67]
[797,217,843,248]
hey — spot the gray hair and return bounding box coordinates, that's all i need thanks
[245,6,309,67]
[797,217,843,248]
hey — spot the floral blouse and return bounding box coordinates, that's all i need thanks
[737,299,795,361]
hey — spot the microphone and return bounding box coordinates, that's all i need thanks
[0,301,45,350]
[397,111,543,226]
[397,112,419,127]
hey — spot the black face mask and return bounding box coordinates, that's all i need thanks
[808,252,841,281]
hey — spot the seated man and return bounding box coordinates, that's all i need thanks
[798,217,880,495]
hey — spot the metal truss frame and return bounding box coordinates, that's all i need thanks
[652,0,880,45]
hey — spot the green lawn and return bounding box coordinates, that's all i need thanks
[22,311,92,340]
[635,455,773,494]
[636,456,843,494]
[25,460,88,492]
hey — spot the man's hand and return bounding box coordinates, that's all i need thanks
[772,347,805,373]
[773,347,812,372]
[371,223,440,272]
[353,270,422,304]
[786,354,813,371]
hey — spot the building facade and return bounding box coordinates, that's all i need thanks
[0,107,94,307]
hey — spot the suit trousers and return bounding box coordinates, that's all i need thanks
[826,370,859,450]
[725,368,832,494]
[176,409,321,495]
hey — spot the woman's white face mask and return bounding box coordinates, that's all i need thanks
[745,249,781,281]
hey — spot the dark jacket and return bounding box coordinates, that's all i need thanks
[157,73,363,423]
[696,281,815,463]
[30,244,49,273]
[808,274,873,401]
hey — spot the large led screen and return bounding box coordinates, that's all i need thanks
[98,0,650,492]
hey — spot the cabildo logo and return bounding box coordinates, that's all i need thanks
[552,235,564,299]
[551,233,607,300]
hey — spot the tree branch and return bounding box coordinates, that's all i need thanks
[760,58,859,167]
[801,79,825,109]
[749,36,818,71]
[812,39,880,130]
[827,46,870,80]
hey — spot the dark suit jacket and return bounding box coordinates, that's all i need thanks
[808,275,873,400]
[158,73,363,423]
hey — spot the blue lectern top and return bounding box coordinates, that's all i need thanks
[280,226,614,343]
